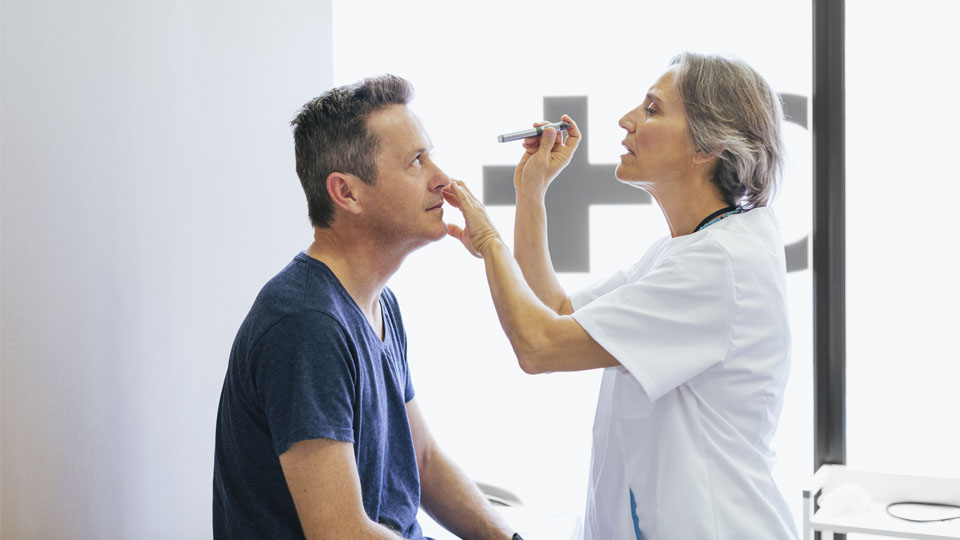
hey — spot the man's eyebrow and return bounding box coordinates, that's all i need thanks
[646,92,661,104]
[413,143,434,156]
[403,147,428,162]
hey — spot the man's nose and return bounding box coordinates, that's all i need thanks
[430,164,451,191]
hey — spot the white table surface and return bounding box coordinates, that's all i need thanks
[805,465,960,540]
[418,506,582,540]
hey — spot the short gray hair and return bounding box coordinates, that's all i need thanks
[291,74,414,228]
[670,53,784,209]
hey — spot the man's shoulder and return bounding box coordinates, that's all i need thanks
[258,254,354,315]
[239,255,358,347]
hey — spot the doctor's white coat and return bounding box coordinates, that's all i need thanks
[571,207,798,540]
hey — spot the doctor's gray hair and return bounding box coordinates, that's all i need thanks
[669,53,784,209]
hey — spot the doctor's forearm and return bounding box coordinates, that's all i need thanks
[481,240,620,374]
[482,240,560,374]
[513,193,571,315]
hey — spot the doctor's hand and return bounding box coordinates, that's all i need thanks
[442,180,503,259]
[514,114,581,198]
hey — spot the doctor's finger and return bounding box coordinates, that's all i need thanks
[560,114,581,149]
[441,187,462,209]
[534,127,558,158]
[448,180,473,208]
[452,180,486,211]
[450,179,476,203]
[522,121,550,147]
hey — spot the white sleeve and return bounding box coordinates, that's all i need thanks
[570,267,631,311]
[570,238,669,310]
[571,239,736,401]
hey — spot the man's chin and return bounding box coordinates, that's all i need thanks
[413,222,448,245]
[430,223,448,242]
[403,217,450,248]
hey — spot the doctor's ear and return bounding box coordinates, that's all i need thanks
[325,172,364,216]
[692,148,720,166]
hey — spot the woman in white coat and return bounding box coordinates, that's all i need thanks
[444,52,797,540]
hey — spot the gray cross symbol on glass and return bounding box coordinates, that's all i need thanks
[482,95,810,273]
[482,96,650,272]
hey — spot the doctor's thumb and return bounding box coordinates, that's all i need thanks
[535,127,558,157]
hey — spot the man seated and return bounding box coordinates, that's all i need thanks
[213,74,516,540]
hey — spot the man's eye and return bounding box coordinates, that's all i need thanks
[411,156,421,167]
[645,106,657,115]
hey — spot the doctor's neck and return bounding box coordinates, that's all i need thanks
[650,180,731,238]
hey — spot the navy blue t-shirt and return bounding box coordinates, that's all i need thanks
[213,252,423,539]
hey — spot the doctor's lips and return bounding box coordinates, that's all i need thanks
[621,141,635,155]
[426,200,444,211]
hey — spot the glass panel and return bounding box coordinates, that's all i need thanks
[333,0,813,528]
[844,2,960,537]
[846,0,960,493]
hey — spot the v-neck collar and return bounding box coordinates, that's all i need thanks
[297,252,392,346]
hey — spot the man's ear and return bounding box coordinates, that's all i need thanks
[325,172,364,216]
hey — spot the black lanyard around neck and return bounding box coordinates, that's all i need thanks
[694,206,742,232]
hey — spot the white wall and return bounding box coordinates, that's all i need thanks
[0,1,332,538]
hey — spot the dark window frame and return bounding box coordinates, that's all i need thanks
[812,0,846,536]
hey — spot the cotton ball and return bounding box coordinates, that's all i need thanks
[817,483,873,516]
